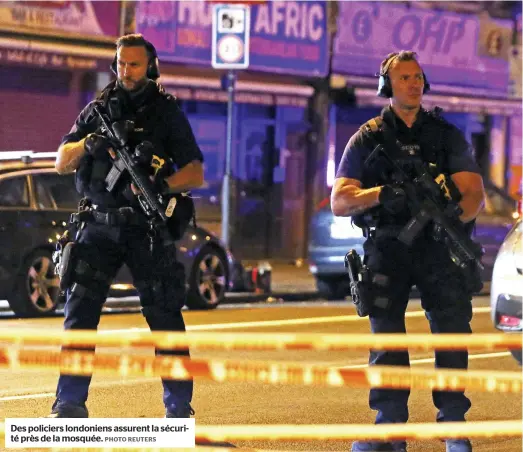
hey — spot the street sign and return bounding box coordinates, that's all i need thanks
[211,4,250,69]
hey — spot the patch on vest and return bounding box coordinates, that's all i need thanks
[398,142,420,156]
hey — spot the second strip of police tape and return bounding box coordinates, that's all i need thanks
[0,346,520,393]
[0,328,520,352]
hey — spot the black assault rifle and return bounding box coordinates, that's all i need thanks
[93,104,176,224]
[365,145,484,272]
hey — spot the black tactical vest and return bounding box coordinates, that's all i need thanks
[355,107,455,228]
[75,82,175,209]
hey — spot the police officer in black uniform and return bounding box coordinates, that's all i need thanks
[332,51,485,452]
[49,34,204,418]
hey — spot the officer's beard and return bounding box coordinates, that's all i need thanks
[115,78,156,111]
[117,76,149,93]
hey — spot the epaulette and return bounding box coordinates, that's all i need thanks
[359,116,383,134]
[157,82,177,102]
[426,106,453,128]
[96,80,118,103]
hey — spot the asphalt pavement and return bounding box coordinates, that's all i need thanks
[0,295,520,452]
[227,259,318,303]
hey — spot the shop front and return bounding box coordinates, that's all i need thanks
[158,72,314,259]
[136,0,329,259]
[0,1,120,153]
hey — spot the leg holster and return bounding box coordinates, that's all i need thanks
[56,241,112,293]
[57,242,77,291]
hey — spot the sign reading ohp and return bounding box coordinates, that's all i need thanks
[332,2,512,93]
[212,4,250,69]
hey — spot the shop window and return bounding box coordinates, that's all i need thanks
[186,115,227,220]
[80,72,98,107]
[183,100,227,116]
[0,66,71,95]
[242,103,274,119]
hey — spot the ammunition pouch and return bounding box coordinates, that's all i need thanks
[463,262,483,294]
[459,240,484,294]
[168,194,195,241]
[433,224,485,293]
[352,208,380,237]
[75,154,93,196]
[75,153,113,197]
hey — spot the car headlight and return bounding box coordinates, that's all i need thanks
[330,216,362,239]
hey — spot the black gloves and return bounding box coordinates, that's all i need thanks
[134,141,155,166]
[84,132,111,159]
[379,184,408,214]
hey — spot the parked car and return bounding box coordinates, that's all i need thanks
[0,151,239,317]
[490,215,522,365]
[307,198,364,299]
[308,197,514,299]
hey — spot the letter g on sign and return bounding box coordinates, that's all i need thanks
[352,10,372,43]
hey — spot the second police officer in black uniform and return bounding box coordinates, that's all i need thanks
[49,34,204,419]
[332,51,485,452]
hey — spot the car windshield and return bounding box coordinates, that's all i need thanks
[0,176,29,207]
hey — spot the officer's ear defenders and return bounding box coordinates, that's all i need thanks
[110,40,160,80]
[376,53,430,98]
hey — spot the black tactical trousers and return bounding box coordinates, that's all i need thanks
[363,230,473,425]
[55,222,192,411]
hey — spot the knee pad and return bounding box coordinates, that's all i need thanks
[137,278,186,315]
[136,259,186,313]
[141,301,186,333]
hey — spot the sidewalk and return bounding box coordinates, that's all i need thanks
[225,259,492,303]
[226,260,320,303]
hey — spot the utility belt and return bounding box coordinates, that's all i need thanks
[363,226,404,239]
[356,212,410,239]
[363,223,446,242]
[70,205,149,228]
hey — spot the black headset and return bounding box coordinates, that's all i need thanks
[376,53,430,98]
[110,39,160,80]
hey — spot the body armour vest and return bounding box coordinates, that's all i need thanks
[354,108,456,229]
[75,81,175,209]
